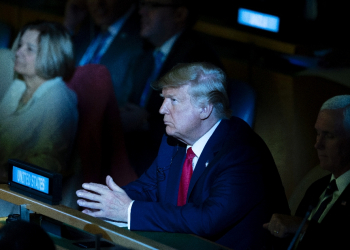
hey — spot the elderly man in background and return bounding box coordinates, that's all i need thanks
[76,62,289,250]
[264,95,350,249]
[64,0,143,101]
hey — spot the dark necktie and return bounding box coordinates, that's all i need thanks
[177,147,196,206]
[139,50,164,107]
[311,179,338,222]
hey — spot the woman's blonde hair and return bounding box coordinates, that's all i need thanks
[12,20,75,80]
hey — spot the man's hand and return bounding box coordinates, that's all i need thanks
[263,214,307,238]
[76,175,132,222]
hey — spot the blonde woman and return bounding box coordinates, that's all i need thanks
[0,21,78,183]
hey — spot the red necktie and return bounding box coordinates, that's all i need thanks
[177,147,196,206]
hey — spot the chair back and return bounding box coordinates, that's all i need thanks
[228,79,256,127]
[66,64,137,186]
[0,22,11,48]
[0,49,14,101]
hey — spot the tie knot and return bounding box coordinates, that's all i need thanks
[326,179,338,195]
[186,147,196,161]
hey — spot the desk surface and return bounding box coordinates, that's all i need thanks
[0,184,229,250]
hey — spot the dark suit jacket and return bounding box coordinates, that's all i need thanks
[294,174,350,250]
[123,117,290,250]
[73,8,143,105]
[124,28,225,175]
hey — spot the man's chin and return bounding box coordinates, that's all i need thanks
[319,161,332,172]
[165,127,174,136]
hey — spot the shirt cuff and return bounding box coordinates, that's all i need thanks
[127,200,135,230]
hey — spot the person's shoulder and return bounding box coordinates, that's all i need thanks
[309,174,332,188]
[222,116,254,135]
[301,174,332,202]
[7,79,26,93]
[40,77,77,105]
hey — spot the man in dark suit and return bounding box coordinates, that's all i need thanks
[64,0,143,103]
[120,0,224,175]
[263,95,350,249]
[76,62,290,250]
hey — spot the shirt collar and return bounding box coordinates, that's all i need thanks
[332,169,350,194]
[107,4,135,36]
[188,120,221,158]
[157,31,181,60]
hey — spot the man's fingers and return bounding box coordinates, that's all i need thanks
[106,175,122,192]
[81,182,109,194]
[77,198,102,210]
[76,189,103,203]
[81,208,104,218]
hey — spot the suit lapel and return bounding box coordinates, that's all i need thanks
[187,120,229,198]
[324,182,350,220]
[337,183,350,206]
[164,143,186,204]
[100,9,140,65]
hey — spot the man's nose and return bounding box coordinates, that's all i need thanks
[314,135,324,149]
[159,100,168,114]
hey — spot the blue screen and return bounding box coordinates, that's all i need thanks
[237,8,280,33]
[12,166,49,194]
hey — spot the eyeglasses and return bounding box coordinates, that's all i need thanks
[138,1,183,8]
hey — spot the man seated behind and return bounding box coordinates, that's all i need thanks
[76,62,290,250]
[64,0,143,100]
[263,95,350,249]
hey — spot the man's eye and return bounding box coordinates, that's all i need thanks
[325,134,334,139]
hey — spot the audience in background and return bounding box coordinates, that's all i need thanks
[64,0,143,103]
[120,0,224,176]
[263,95,350,249]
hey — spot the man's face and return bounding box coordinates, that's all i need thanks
[159,85,202,145]
[138,0,178,46]
[314,109,350,177]
[87,0,130,29]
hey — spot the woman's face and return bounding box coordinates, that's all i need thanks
[14,29,40,77]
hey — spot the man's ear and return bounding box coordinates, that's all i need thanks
[199,104,213,120]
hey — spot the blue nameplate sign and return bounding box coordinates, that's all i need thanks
[8,159,62,205]
[12,166,50,194]
[237,8,280,33]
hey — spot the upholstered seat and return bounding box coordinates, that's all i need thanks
[66,64,137,186]
[0,22,11,48]
[0,49,14,101]
[228,79,256,127]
